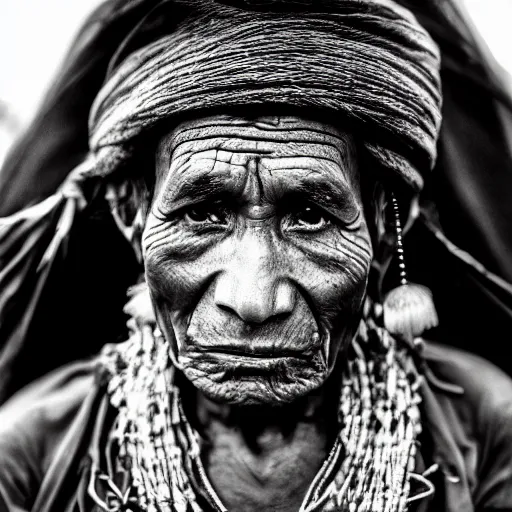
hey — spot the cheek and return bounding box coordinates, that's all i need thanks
[290,225,373,318]
[143,216,216,317]
[291,225,372,364]
[143,214,219,263]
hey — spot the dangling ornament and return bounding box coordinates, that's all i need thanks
[383,194,438,342]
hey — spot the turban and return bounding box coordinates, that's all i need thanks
[87,0,442,191]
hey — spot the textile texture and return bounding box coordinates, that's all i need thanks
[96,310,423,512]
[88,0,442,191]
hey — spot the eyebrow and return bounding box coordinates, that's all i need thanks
[163,170,357,218]
[293,180,350,210]
[283,179,359,222]
[162,173,232,210]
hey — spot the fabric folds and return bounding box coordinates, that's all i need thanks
[87,0,442,190]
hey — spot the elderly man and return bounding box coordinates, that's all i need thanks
[1,1,512,511]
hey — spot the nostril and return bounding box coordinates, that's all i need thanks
[269,311,292,323]
[214,276,296,324]
[217,301,291,326]
[217,303,238,317]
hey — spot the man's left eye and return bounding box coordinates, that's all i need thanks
[288,206,330,231]
[184,205,228,225]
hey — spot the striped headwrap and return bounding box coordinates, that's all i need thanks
[86,0,442,191]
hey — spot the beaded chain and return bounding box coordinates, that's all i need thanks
[101,326,203,512]
[98,311,423,512]
[325,318,422,512]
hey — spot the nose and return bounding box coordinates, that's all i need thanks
[214,234,296,324]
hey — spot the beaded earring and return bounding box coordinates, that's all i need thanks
[383,193,438,342]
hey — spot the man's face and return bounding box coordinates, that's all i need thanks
[143,115,372,405]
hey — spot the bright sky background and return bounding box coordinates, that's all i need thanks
[1,0,511,160]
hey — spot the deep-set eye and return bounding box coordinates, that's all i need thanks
[289,205,330,231]
[184,205,228,225]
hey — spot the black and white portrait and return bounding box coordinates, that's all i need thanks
[0,1,512,511]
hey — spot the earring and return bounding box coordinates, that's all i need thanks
[383,193,438,343]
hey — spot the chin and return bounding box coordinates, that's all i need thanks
[179,350,329,405]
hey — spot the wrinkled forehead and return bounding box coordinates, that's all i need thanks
[154,114,359,200]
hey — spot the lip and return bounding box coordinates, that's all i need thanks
[184,350,315,374]
[188,346,314,360]
[184,332,322,358]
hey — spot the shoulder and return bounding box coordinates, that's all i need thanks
[0,358,98,439]
[0,358,99,510]
[422,341,512,508]
[423,340,512,412]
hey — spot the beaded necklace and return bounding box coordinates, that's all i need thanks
[97,312,423,512]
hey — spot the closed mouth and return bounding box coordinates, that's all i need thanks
[188,346,314,360]
[184,332,322,361]
[183,349,318,377]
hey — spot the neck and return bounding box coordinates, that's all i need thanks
[180,373,343,512]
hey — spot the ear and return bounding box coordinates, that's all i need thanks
[363,181,400,305]
[105,177,151,264]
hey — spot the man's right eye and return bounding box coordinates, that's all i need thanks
[183,205,228,225]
